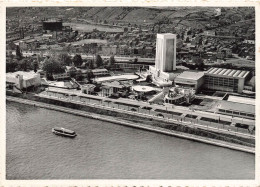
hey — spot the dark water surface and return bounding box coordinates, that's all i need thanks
[6,101,255,179]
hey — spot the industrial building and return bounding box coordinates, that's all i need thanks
[42,18,63,31]
[174,71,205,93]
[204,67,250,93]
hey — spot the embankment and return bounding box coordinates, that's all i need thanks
[6,95,255,154]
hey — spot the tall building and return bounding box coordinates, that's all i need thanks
[155,33,176,72]
[149,33,177,84]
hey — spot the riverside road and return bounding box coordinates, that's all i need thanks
[39,87,255,140]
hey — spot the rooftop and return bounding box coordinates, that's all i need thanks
[6,71,39,80]
[132,85,157,93]
[91,68,108,73]
[206,68,249,78]
[102,81,124,88]
[70,39,107,46]
[218,100,255,114]
[227,95,255,106]
[176,71,205,81]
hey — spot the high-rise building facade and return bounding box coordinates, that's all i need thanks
[149,33,177,84]
[155,33,176,72]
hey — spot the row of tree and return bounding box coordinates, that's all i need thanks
[182,57,205,71]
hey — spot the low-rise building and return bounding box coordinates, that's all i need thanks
[19,39,39,51]
[203,30,216,36]
[204,68,250,93]
[53,72,70,80]
[164,87,195,105]
[6,71,41,91]
[174,71,205,93]
[92,68,109,77]
[100,81,129,97]
[81,84,96,94]
[217,100,255,120]
[243,40,255,45]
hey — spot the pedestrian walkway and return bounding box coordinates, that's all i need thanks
[38,91,255,140]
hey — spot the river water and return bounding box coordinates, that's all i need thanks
[6,101,255,179]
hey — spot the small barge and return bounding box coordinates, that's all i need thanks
[52,127,77,138]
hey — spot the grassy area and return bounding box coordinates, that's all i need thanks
[7,91,255,147]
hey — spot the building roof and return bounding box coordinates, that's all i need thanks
[218,100,255,114]
[206,67,249,79]
[102,81,124,89]
[176,71,205,81]
[132,85,157,93]
[227,95,255,106]
[91,68,108,73]
[6,71,39,80]
[82,84,96,89]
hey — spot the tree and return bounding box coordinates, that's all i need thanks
[17,58,33,71]
[42,58,64,80]
[95,54,103,68]
[103,59,109,66]
[72,54,83,67]
[108,55,116,67]
[146,75,153,83]
[88,60,94,69]
[6,59,18,73]
[86,70,94,83]
[16,45,22,60]
[58,53,72,66]
[133,57,138,63]
[33,60,38,73]
[192,57,205,70]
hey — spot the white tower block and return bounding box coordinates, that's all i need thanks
[155,33,176,72]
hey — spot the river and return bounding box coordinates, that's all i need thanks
[6,101,255,179]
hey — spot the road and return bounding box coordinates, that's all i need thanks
[11,50,155,63]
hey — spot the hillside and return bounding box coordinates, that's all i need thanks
[6,7,255,32]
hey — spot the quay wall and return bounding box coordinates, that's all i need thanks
[6,95,255,154]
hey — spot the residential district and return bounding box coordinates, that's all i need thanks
[6,7,255,145]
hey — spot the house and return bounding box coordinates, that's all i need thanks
[203,30,216,36]
[100,85,114,97]
[217,50,225,59]
[243,40,255,45]
[19,39,39,51]
[91,68,109,77]
[53,72,70,80]
[65,66,77,75]
[100,81,130,97]
[81,84,96,94]
[223,48,232,58]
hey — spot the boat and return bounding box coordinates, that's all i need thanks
[52,127,77,138]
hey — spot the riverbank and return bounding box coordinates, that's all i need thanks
[6,95,255,154]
